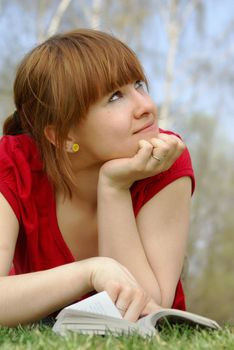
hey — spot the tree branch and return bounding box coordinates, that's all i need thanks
[46,0,72,38]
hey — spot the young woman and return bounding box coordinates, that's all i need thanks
[0,28,195,326]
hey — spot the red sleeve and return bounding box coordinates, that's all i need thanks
[0,135,42,223]
[0,137,22,221]
[0,135,74,275]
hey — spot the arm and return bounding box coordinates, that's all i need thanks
[98,135,191,307]
[0,193,92,325]
[0,193,158,325]
[97,184,162,304]
[136,176,191,307]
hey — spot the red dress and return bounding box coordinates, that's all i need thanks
[0,132,195,310]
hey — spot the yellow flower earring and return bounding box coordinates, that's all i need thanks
[72,143,80,153]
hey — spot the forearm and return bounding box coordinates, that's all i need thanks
[0,260,94,326]
[97,183,162,305]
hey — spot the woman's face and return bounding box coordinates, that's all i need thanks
[71,80,159,163]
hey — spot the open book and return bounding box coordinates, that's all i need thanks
[52,291,221,337]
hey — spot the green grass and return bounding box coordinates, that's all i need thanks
[0,324,233,350]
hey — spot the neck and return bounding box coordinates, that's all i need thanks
[73,167,100,205]
[57,162,102,209]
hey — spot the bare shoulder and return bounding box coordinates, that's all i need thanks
[0,193,19,276]
[136,176,191,240]
[137,176,191,218]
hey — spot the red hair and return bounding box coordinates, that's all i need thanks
[3,28,148,195]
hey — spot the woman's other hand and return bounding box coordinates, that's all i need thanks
[89,257,161,322]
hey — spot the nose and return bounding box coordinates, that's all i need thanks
[131,90,156,119]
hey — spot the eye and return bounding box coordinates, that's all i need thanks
[109,90,123,102]
[135,80,147,92]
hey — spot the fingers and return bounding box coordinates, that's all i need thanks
[155,133,185,159]
[150,138,170,162]
[110,286,149,322]
[105,281,151,322]
[150,133,185,169]
[93,258,156,323]
[115,288,134,317]
[134,134,185,174]
[134,140,153,164]
[98,132,186,190]
[109,286,159,322]
[122,290,149,322]
[141,299,162,317]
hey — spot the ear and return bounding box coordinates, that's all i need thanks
[44,125,56,146]
[65,140,80,153]
[44,125,79,153]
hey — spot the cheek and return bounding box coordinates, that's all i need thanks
[99,134,138,159]
[105,126,138,157]
[114,138,139,157]
[96,128,159,160]
[86,127,136,160]
[97,120,135,157]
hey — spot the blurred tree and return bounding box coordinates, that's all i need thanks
[153,0,205,128]
[180,112,234,324]
[37,0,73,42]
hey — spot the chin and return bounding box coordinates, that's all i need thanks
[106,133,158,160]
[138,130,159,139]
[114,143,140,159]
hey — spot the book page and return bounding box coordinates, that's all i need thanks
[65,291,122,319]
[137,309,221,330]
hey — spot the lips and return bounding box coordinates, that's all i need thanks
[133,121,155,134]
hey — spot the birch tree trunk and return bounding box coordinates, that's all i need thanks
[158,0,202,128]
[37,0,72,43]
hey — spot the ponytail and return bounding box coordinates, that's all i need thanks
[3,111,24,135]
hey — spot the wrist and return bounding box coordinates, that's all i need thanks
[71,259,95,294]
[98,172,132,192]
[85,257,101,291]
[85,257,116,292]
[98,182,130,200]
